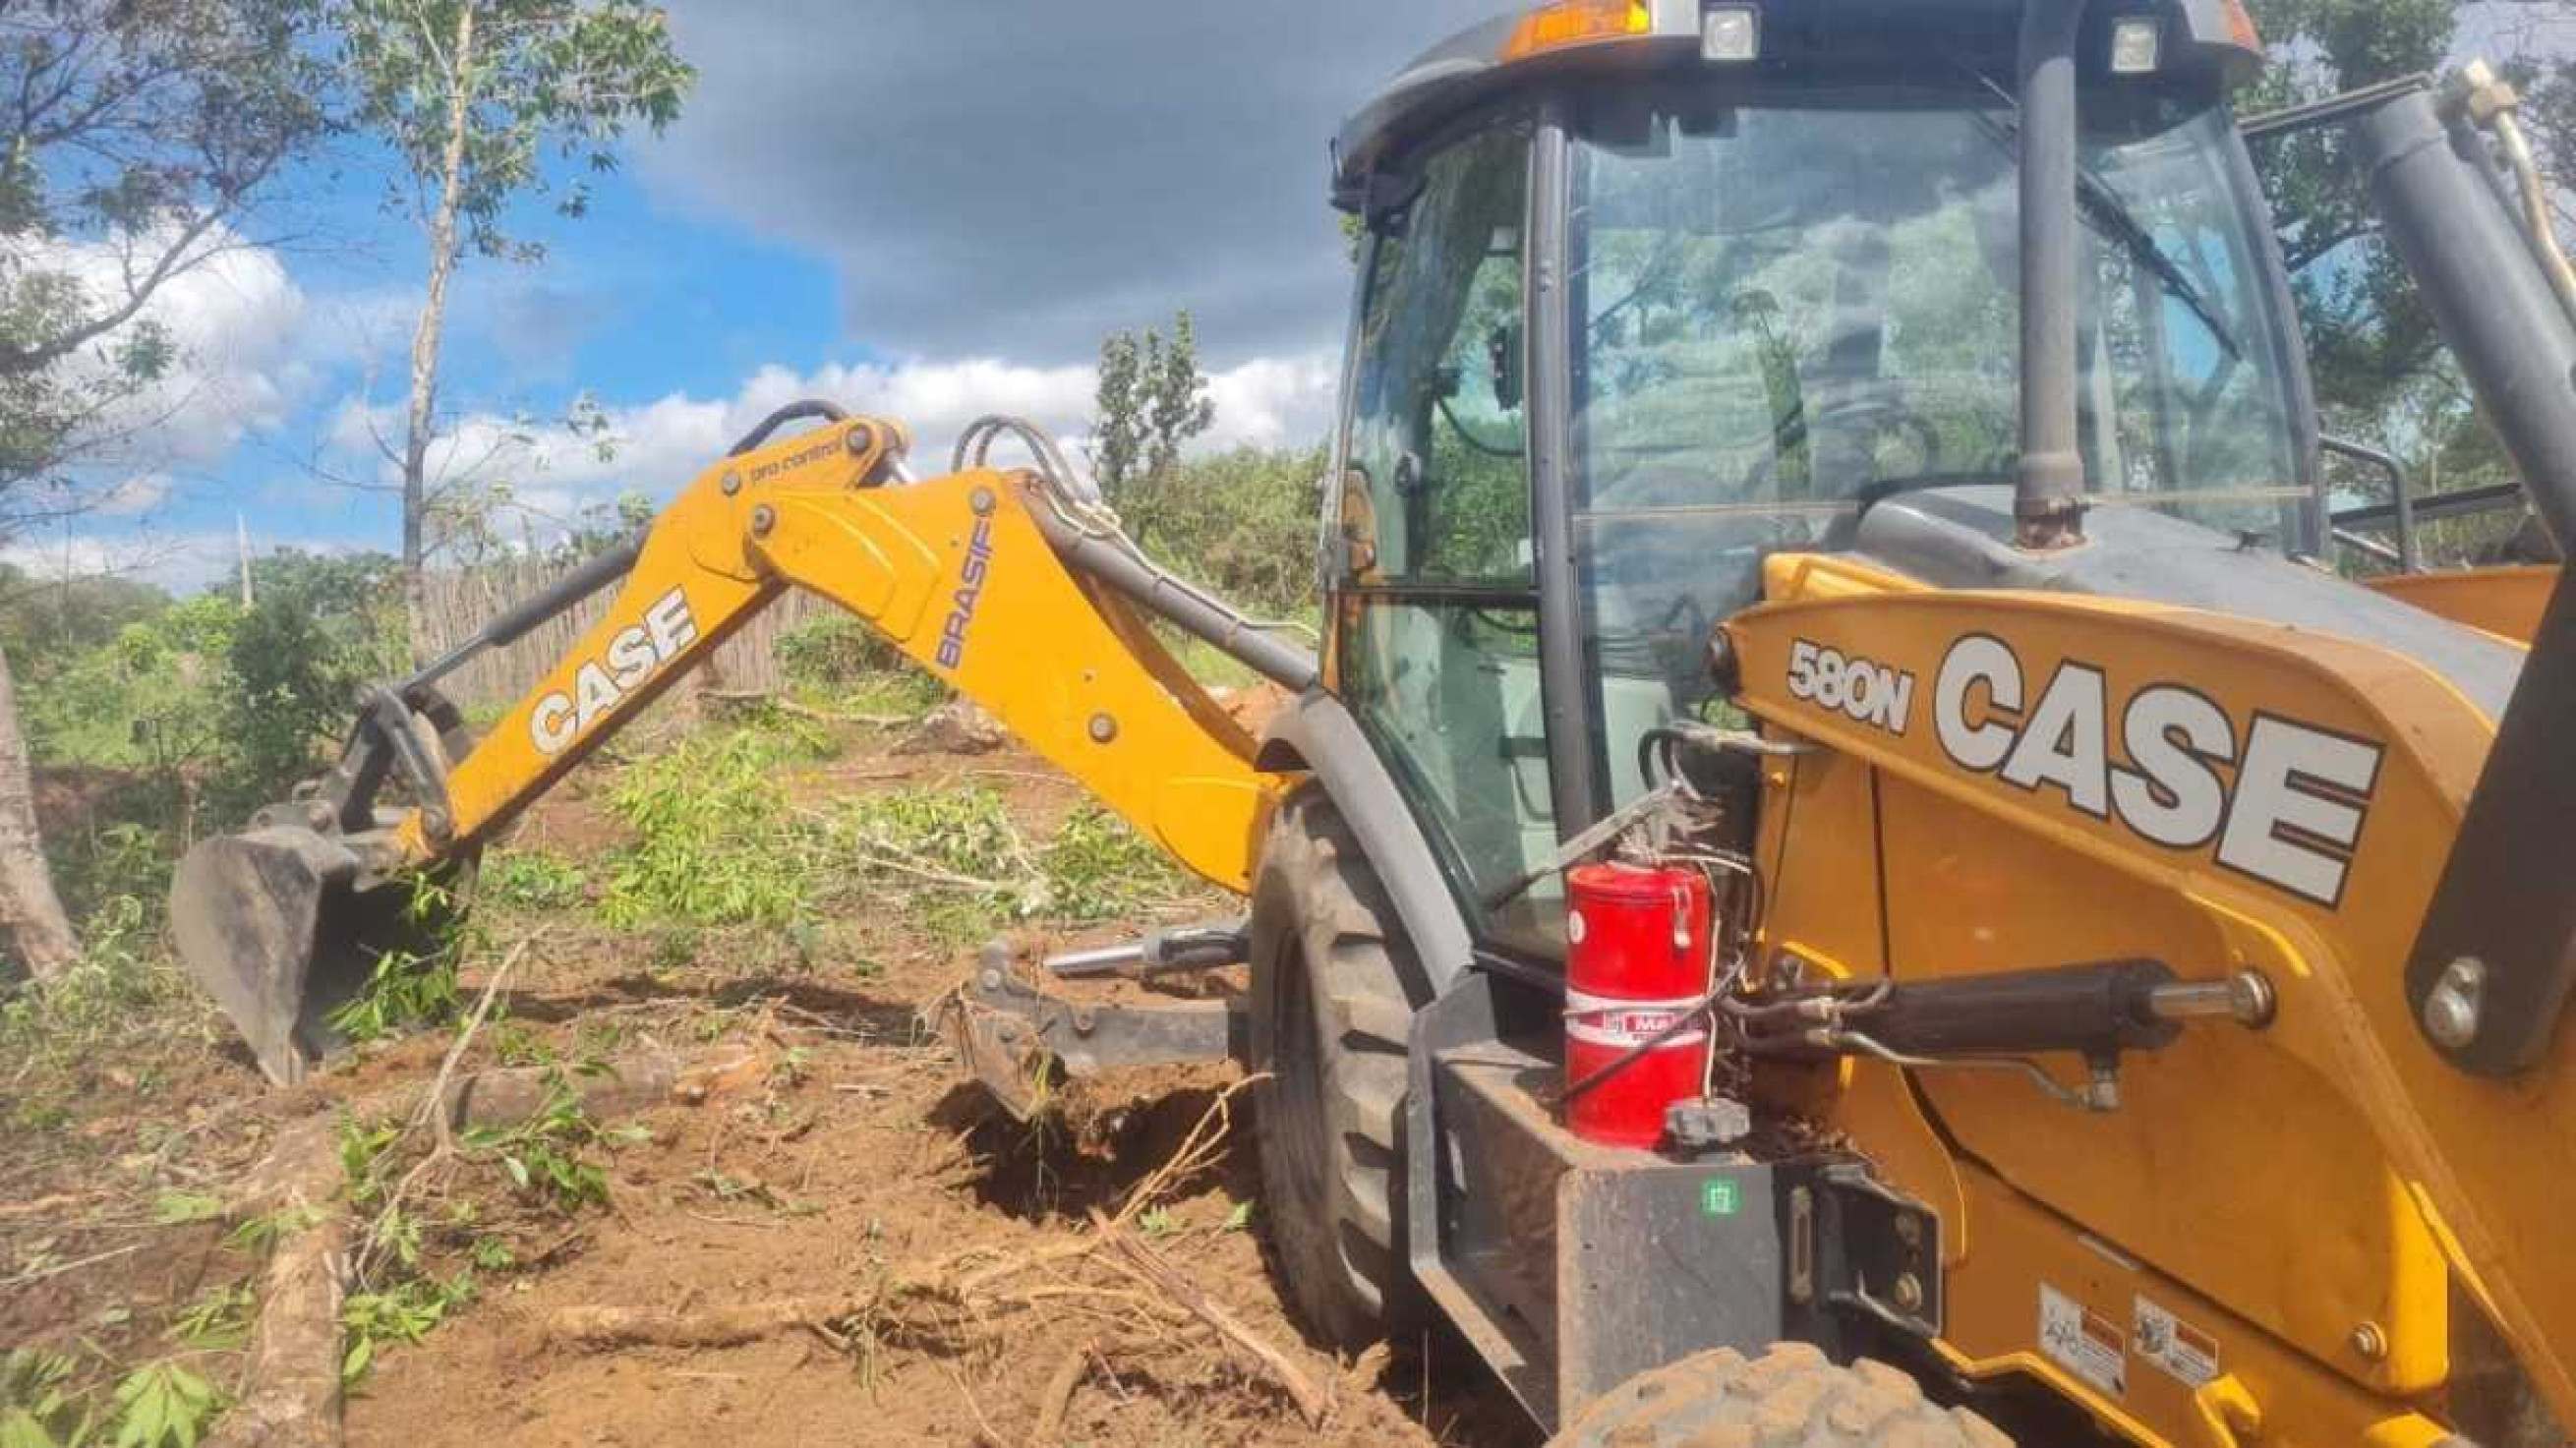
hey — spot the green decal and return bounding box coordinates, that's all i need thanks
[1701,1179,1740,1217]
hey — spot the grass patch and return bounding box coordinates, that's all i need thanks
[1038,804,1195,921]
[776,611,944,723]
[0,900,207,1108]
[826,666,944,723]
[480,848,587,910]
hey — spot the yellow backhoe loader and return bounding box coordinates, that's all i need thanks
[168,2,2576,1442]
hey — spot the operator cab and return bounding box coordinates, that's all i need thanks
[1323,0,2309,956]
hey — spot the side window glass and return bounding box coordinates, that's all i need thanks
[1336,119,1558,957]
[1345,125,1531,585]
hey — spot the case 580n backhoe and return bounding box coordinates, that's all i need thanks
[169,1,2576,1442]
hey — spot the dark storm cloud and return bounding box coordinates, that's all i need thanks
[643,1,1510,365]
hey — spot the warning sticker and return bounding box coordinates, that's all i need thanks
[2039,1283,2128,1397]
[2133,1296,2220,1388]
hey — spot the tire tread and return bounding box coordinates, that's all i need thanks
[1549,1346,2012,1448]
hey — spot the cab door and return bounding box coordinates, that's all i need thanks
[1327,116,1563,957]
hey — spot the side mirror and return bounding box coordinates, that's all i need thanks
[1489,322,1523,413]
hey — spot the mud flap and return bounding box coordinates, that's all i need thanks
[940,945,1246,1119]
[169,826,435,1084]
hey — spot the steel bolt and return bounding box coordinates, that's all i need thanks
[721,470,741,495]
[969,486,997,516]
[2231,968,2278,1028]
[1088,713,1118,743]
[979,967,1004,992]
[2424,956,2486,1049]
[1705,629,1738,688]
[1071,1007,1096,1035]
[2349,1321,2387,1362]
[1895,1214,1923,1248]
[846,423,874,456]
[1891,1274,1924,1313]
[750,504,777,537]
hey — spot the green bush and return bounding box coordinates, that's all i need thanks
[775,611,900,689]
[214,551,405,815]
[598,723,831,928]
[1136,445,1327,620]
[20,550,404,822]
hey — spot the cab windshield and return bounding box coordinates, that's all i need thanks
[1334,80,2306,958]
[1570,82,2305,734]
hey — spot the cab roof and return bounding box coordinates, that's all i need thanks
[1331,0,2263,211]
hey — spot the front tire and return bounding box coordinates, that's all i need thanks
[1549,1345,2013,1447]
[1249,789,1428,1348]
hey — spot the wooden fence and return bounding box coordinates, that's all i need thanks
[414,557,833,710]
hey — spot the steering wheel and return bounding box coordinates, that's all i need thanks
[1739,392,1944,499]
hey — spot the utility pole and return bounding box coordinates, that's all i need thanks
[236,514,255,607]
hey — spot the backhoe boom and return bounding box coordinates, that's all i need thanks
[172,410,1289,1082]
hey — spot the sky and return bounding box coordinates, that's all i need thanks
[14,0,1510,593]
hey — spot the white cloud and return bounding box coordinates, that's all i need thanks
[3,529,239,594]
[1204,353,1341,450]
[337,347,1342,545]
[32,231,308,469]
[3,525,381,595]
[93,474,172,517]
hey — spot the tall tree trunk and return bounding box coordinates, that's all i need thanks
[400,0,480,662]
[0,641,79,983]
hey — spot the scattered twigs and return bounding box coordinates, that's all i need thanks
[501,1055,1325,1437]
[420,941,531,1153]
[1088,1208,1328,1427]
[0,1241,148,1291]
[703,689,909,728]
[1113,1075,1259,1227]
[145,1094,261,1181]
[353,942,532,1284]
[214,1043,701,1448]
[1029,1339,1094,1445]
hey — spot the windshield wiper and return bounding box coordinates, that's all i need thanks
[2076,172,2244,361]
[1960,96,2245,362]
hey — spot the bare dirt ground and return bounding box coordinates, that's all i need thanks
[5,714,1530,1447]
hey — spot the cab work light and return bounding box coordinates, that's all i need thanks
[1501,0,1651,62]
[2109,16,2162,74]
[1701,4,1759,62]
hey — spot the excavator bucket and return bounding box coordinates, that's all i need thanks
[169,826,435,1084]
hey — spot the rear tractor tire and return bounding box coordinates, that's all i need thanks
[1249,789,1430,1349]
[1549,1345,2013,1447]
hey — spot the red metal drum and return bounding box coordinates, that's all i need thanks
[1563,862,1713,1149]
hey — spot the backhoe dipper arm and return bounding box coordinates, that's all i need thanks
[395,412,1278,893]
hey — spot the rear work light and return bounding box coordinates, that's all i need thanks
[1502,0,1652,62]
